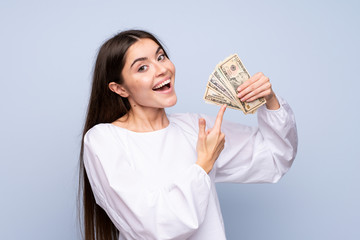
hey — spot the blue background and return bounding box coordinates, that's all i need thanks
[1,0,359,239]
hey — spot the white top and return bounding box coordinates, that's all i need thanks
[83,96,298,240]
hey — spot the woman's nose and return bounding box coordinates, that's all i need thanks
[154,62,167,77]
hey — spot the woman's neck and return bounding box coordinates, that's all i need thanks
[113,105,169,132]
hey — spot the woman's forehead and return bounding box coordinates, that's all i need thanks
[126,38,160,61]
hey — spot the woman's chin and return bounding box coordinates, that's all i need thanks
[165,95,177,108]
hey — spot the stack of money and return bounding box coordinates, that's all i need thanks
[203,54,266,114]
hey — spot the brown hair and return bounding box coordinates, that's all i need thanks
[78,30,169,240]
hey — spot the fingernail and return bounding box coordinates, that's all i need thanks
[237,93,242,98]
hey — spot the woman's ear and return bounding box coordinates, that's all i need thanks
[108,82,129,98]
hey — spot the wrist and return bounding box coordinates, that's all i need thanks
[195,160,211,174]
[265,92,280,110]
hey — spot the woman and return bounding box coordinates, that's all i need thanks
[79,29,298,240]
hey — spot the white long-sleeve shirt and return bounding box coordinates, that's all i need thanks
[83,96,298,240]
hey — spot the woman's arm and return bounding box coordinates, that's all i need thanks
[206,72,298,183]
[212,95,298,183]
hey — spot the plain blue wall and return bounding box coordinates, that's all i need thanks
[1,0,359,239]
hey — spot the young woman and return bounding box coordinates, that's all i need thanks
[79,30,298,240]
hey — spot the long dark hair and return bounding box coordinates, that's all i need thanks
[78,30,169,240]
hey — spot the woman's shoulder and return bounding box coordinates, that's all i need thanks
[168,112,217,127]
[85,123,110,136]
[84,123,119,147]
[168,112,201,125]
[168,112,209,135]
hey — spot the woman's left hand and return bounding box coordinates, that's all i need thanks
[236,72,280,110]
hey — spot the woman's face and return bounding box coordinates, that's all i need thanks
[120,38,177,109]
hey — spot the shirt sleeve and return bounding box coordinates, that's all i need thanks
[202,96,298,183]
[83,128,211,240]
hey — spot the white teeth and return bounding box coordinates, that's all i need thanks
[153,79,170,89]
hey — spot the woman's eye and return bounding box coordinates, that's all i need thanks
[158,54,165,61]
[138,65,148,72]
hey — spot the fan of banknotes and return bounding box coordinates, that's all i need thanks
[203,54,266,114]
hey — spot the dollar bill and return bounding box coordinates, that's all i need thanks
[207,74,241,106]
[213,69,245,111]
[203,54,267,114]
[212,71,239,102]
[207,82,241,109]
[218,54,266,113]
[203,87,243,111]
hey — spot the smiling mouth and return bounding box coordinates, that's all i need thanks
[152,79,171,91]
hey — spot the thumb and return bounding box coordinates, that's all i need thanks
[198,118,206,138]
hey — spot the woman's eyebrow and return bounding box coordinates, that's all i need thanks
[155,46,162,55]
[130,47,163,69]
[130,57,147,68]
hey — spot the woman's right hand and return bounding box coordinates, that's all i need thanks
[196,105,227,174]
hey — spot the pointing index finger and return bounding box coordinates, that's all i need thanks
[214,104,227,130]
